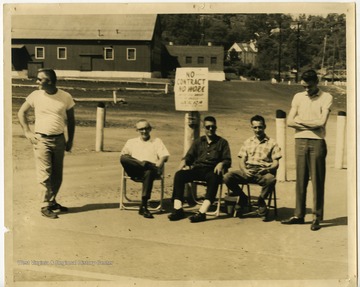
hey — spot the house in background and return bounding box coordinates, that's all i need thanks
[227,40,258,66]
[11,14,163,79]
[165,43,225,81]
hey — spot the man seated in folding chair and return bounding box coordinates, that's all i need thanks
[120,119,169,219]
[168,116,231,223]
[223,115,281,218]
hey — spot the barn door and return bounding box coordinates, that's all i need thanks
[27,62,43,78]
[80,56,92,71]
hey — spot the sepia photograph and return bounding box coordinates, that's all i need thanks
[3,2,357,286]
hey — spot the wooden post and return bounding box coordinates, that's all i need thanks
[113,90,117,104]
[95,102,105,152]
[184,111,200,201]
[276,110,287,181]
[335,111,346,169]
[165,83,168,94]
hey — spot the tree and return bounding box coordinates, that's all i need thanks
[160,13,347,79]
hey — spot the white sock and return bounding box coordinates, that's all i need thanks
[199,200,211,213]
[174,199,182,210]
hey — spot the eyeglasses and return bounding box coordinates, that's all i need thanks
[252,126,264,130]
[36,77,48,82]
[205,125,217,130]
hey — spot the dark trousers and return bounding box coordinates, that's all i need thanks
[223,169,276,204]
[295,139,327,220]
[120,154,159,200]
[172,167,222,204]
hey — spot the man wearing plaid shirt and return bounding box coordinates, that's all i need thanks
[223,115,281,217]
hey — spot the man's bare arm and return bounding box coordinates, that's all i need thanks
[18,101,37,144]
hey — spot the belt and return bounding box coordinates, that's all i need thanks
[36,133,63,138]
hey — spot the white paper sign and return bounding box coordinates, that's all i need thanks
[174,68,208,111]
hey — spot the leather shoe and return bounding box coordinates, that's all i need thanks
[281,216,305,224]
[168,208,185,221]
[189,212,206,223]
[139,206,154,219]
[311,219,321,231]
[256,205,268,217]
[49,203,68,212]
[41,207,59,219]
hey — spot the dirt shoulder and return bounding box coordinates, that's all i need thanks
[7,119,354,286]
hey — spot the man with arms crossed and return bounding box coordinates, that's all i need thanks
[281,69,333,231]
[18,68,75,219]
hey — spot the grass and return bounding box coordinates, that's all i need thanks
[11,79,346,130]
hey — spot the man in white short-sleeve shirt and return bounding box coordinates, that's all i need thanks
[120,119,169,218]
[18,68,75,219]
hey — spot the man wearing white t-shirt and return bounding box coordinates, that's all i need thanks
[120,119,169,218]
[18,68,75,219]
[281,70,333,231]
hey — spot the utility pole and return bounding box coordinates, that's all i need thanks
[295,22,300,83]
[321,35,327,70]
[278,21,282,82]
[331,27,336,84]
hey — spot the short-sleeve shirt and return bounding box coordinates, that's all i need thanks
[26,89,75,135]
[121,137,170,164]
[291,90,333,139]
[238,135,281,169]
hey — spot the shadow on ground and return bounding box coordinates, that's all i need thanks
[65,203,119,214]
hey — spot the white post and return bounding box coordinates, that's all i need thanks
[276,110,287,181]
[184,112,200,152]
[184,111,200,202]
[113,90,117,104]
[335,111,346,169]
[95,102,105,152]
[165,83,168,94]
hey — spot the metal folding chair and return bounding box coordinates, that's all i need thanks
[233,182,277,217]
[189,180,223,217]
[119,166,165,211]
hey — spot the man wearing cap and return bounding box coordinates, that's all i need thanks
[18,68,75,219]
[120,119,170,218]
[281,69,333,231]
[168,116,231,223]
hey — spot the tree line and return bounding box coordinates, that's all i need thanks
[160,13,346,80]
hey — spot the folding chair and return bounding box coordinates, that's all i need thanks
[119,166,165,211]
[188,180,223,217]
[233,182,277,217]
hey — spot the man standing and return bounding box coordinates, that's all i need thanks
[120,119,169,219]
[168,116,231,223]
[18,68,75,219]
[281,69,333,231]
[223,115,281,217]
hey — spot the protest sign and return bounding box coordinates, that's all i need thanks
[174,68,208,111]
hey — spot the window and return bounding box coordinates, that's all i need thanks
[35,47,45,59]
[127,48,136,61]
[104,47,114,60]
[211,57,217,64]
[197,56,204,64]
[57,47,67,60]
[185,56,192,64]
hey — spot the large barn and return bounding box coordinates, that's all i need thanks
[11,14,163,79]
